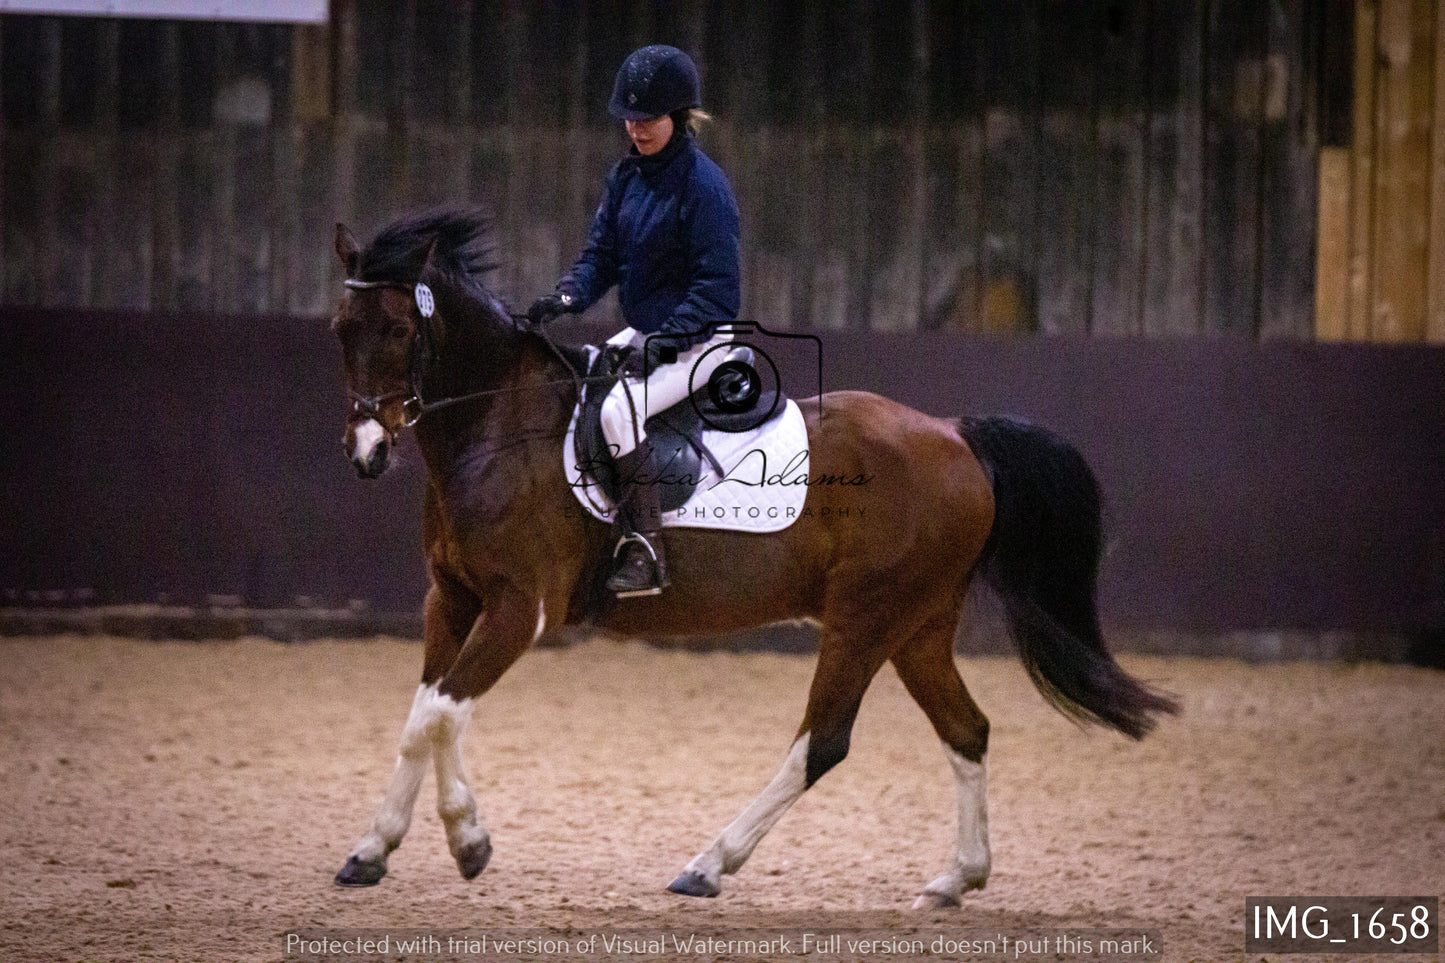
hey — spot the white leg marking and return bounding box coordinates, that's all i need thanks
[352,418,385,463]
[532,599,546,643]
[350,683,437,863]
[914,750,991,908]
[684,734,811,885]
[429,692,486,859]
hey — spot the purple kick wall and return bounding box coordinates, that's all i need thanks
[3,309,1443,640]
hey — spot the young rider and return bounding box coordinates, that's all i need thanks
[528,45,742,598]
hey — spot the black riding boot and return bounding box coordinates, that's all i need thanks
[606,447,669,598]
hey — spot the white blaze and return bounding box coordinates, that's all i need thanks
[352,418,386,463]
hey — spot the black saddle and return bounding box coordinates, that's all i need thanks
[573,345,787,512]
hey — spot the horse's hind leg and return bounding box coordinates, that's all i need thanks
[890,611,992,909]
[335,582,479,887]
[667,625,893,898]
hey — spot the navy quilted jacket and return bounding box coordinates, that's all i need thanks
[558,131,741,347]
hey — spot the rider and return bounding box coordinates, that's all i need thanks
[528,45,741,598]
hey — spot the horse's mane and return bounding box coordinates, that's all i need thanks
[358,206,592,377]
[358,207,501,305]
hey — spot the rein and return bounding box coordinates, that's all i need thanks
[343,277,600,429]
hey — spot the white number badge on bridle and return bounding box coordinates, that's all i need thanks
[414,282,435,318]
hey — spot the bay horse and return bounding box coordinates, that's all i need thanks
[328,209,1176,907]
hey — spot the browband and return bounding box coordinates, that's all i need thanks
[344,279,415,290]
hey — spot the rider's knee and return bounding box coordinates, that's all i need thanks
[600,390,642,455]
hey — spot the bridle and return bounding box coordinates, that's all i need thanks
[342,277,439,428]
[341,276,592,430]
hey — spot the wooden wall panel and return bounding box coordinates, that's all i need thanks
[1370,0,1433,341]
[1034,0,1096,336]
[1089,0,1150,336]
[0,2,1349,340]
[1348,0,1380,339]
[921,0,983,333]
[1258,0,1320,339]
[1203,0,1269,336]
[1140,0,1207,337]
[975,1,1039,334]
[1430,0,1445,341]
[1315,146,1351,338]
[1319,0,1445,344]
[0,17,6,301]
[175,132,217,312]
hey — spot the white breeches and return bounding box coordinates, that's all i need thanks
[600,327,732,458]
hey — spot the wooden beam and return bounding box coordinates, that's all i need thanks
[1089,0,1149,337]
[0,19,6,302]
[1428,0,1445,342]
[37,16,61,307]
[272,25,299,314]
[1347,0,1378,340]
[977,1,1040,335]
[211,25,237,313]
[290,23,331,122]
[90,19,120,310]
[1369,0,1432,341]
[1315,147,1351,339]
[1202,0,1267,336]
[1258,0,1320,340]
[151,21,181,313]
[1034,0,1098,336]
[1141,0,1207,337]
[904,0,928,332]
[330,0,357,300]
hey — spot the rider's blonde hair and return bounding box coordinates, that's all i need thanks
[687,108,713,134]
[674,108,711,135]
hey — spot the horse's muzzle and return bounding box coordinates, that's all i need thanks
[349,418,391,478]
[353,437,390,478]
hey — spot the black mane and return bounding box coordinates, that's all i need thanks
[357,207,592,381]
[358,208,500,304]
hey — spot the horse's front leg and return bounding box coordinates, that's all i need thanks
[426,581,545,881]
[335,579,480,887]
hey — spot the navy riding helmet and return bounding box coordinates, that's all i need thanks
[608,45,702,120]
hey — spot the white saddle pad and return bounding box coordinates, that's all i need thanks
[563,397,810,534]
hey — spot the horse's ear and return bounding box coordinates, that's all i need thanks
[335,223,361,277]
[419,236,440,276]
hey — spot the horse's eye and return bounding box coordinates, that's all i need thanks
[391,325,409,339]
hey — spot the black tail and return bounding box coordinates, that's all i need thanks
[959,416,1178,739]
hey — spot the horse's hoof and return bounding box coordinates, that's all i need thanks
[666,870,720,898]
[911,890,960,910]
[335,856,387,887]
[457,838,492,880]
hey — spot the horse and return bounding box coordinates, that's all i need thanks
[327,208,1177,907]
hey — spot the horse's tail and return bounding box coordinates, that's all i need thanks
[958,415,1178,739]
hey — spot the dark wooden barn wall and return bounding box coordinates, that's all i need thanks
[0,1,1335,337]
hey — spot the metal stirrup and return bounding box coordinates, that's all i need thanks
[612,532,660,562]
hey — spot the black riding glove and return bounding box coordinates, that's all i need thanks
[605,343,643,379]
[526,292,578,326]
